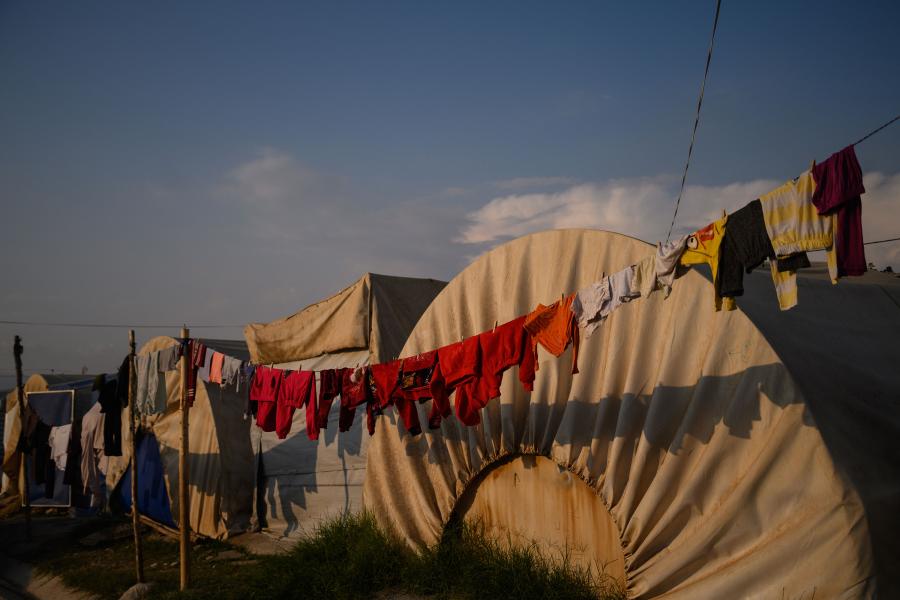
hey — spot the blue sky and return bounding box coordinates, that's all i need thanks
[1,1,899,377]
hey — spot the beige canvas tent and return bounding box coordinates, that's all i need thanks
[243,273,446,539]
[103,337,254,539]
[364,229,900,598]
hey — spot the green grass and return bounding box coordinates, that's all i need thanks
[34,513,625,599]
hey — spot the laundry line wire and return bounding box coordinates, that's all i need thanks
[851,113,900,147]
[865,236,900,246]
[666,0,723,243]
[666,110,900,241]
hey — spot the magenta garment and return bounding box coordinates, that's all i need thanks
[812,145,867,277]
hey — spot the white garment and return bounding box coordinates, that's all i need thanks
[631,255,657,298]
[573,277,611,338]
[48,424,72,471]
[574,266,639,338]
[607,266,639,313]
[655,235,688,297]
[80,403,108,506]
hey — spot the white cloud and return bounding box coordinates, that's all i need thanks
[457,173,900,270]
[456,177,777,245]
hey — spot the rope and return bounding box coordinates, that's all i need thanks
[666,0,723,242]
[851,114,900,147]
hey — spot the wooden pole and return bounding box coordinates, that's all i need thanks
[179,327,190,590]
[128,330,144,583]
[13,335,30,541]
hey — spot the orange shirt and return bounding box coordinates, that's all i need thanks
[523,293,580,374]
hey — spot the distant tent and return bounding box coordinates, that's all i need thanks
[243,272,446,538]
[2,374,103,504]
[364,229,900,599]
[105,337,254,539]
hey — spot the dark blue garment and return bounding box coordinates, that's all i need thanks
[118,433,176,528]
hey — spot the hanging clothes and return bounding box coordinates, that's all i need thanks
[759,170,838,310]
[80,403,108,506]
[221,356,242,389]
[116,355,130,409]
[717,200,777,299]
[187,340,206,406]
[241,363,256,418]
[209,352,225,385]
[656,235,689,297]
[812,145,867,276]
[98,375,123,456]
[631,255,657,298]
[197,350,213,383]
[316,369,342,429]
[398,351,439,405]
[251,366,284,434]
[48,424,72,472]
[573,278,610,337]
[277,370,317,441]
[679,215,736,311]
[17,409,51,488]
[148,351,167,415]
[62,416,82,490]
[157,345,180,372]
[340,366,372,433]
[431,336,480,428]
[133,354,150,415]
[608,266,640,311]
[525,294,580,374]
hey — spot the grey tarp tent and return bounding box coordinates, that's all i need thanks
[104,337,254,539]
[364,229,900,599]
[243,273,446,539]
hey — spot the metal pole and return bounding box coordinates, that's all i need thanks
[13,336,30,540]
[179,327,190,590]
[128,330,144,583]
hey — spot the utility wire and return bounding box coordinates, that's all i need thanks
[666,0,723,243]
[0,321,243,329]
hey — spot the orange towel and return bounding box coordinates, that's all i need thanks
[523,294,580,374]
[209,351,225,384]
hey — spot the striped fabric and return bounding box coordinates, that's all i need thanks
[760,171,838,310]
